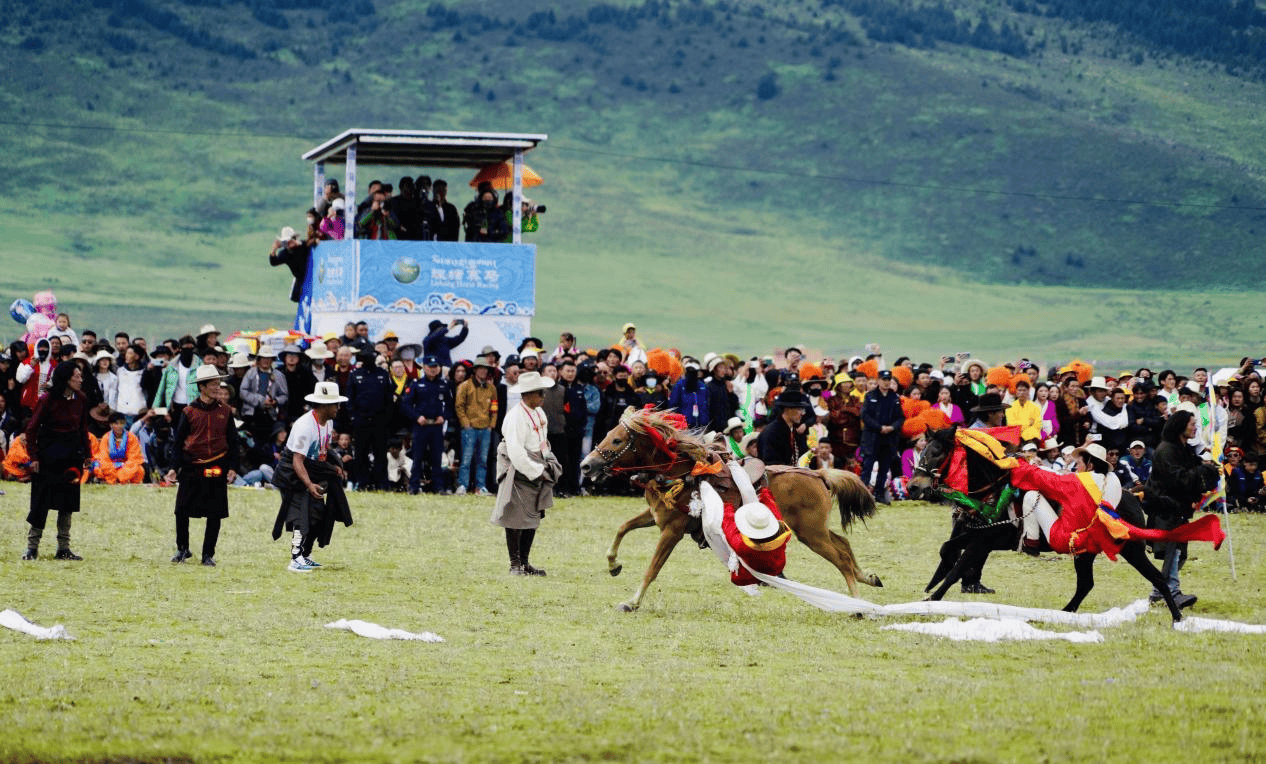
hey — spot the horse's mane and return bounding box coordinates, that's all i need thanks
[622,408,713,464]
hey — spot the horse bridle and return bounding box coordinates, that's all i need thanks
[592,419,693,479]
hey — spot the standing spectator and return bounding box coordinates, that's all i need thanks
[431,179,461,242]
[454,356,497,496]
[463,185,509,242]
[142,345,171,407]
[347,348,394,491]
[356,188,402,240]
[668,362,709,428]
[1005,378,1042,445]
[599,365,641,442]
[758,389,811,466]
[278,345,316,425]
[269,227,311,303]
[423,319,469,367]
[115,345,147,425]
[21,362,91,561]
[491,371,561,576]
[826,377,864,461]
[315,178,341,218]
[1228,452,1264,511]
[239,346,288,449]
[16,338,54,418]
[92,350,119,413]
[1124,440,1152,483]
[1091,385,1132,453]
[319,198,346,240]
[154,336,202,419]
[402,355,453,495]
[859,370,905,504]
[45,313,80,350]
[1055,375,1088,447]
[705,357,739,434]
[166,366,239,565]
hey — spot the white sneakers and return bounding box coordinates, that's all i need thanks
[455,485,468,495]
[287,558,314,573]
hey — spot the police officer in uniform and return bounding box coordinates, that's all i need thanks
[401,355,454,494]
[346,348,394,491]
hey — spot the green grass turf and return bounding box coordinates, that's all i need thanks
[1,482,1263,763]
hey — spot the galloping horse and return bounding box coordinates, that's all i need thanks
[580,408,882,612]
[907,426,1190,622]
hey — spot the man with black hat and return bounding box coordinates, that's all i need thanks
[968,392,1008,430]
[278,344,316,425]
[759,388,811,466]
[402,355,454,495]
[423,319,469,368]
[166,365,239,566]
[860,369,905,504]
[346,347,394,491]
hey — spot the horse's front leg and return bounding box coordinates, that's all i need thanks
[618,515,687,612]
[1063,552,1096,612]
[606,508,655,577]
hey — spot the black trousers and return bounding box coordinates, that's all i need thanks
[352,415,389,489]
[176,515,222,558]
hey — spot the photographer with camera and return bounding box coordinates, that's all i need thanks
[355,188,401,241]
[463,184,509,243]
[501,193,544,243]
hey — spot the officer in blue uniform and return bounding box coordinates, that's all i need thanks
[346,348,394,491]
[401,355,454,494]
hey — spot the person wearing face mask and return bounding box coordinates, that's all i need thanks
[634,371,668,410]
[153,335,202,422]
[15,338,54,419]
[668,361,709,429]
[462,183,510,243]
[141,344,171,407]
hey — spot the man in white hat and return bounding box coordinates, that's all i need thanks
[166,365,239,566]
[491,371,562,576]
[720,480,791,587]
[195,324,220,354]
[271,382,353,572]
[269,226,310,303]
[305,344,333,382]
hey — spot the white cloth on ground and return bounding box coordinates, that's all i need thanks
[0,609,74,640]
[325,619,444,642]
[883,617,1103,643]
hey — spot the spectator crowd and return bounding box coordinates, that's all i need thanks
[3,315,1262,514]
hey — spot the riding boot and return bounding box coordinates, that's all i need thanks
[23,524,42,560]
[54,511,81,560]
[505,528,525,574]
[519,528,545,576]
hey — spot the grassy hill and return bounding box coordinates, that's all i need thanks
[2,0,1265,366]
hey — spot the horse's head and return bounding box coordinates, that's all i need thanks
[581,407,704,482]
[580,408,646,482]
[907,425,957,502]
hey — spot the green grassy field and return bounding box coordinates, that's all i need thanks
[2,483,1263,763]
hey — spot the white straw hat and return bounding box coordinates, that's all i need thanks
[509,370,554,394]
[305,381,348,405]
[734,502,782,541]
[193,365,228,385]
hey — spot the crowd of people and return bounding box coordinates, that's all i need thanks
[1,314,1255,580]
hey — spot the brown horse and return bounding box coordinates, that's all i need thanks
[580,409,882,612]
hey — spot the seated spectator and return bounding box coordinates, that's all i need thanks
[2,433,31,481]
[94,413,145,484]
[1228,453,1265,512]
[386,438,412,491]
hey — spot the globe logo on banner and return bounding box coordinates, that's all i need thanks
[392,257,421,284]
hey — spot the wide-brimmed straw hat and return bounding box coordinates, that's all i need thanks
[193,365,228,385]
[228,352,252,369]
[305,345,333,361]
[1074,443,1110,469]
[739,431,760,453]
[734,502,782,541]
[305,381,348,405]
[509,371,554,394]
[725,416,745,434]
[255,345,278,359]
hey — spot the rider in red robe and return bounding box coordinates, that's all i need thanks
[721,487,792,586]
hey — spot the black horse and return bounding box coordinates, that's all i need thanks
[908,426,1186,622]
[907,427,1021,601]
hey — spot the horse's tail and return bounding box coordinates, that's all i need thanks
[819,468,877,531]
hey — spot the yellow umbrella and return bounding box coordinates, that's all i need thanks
[469,161,543,190]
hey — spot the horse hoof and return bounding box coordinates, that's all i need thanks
[609,565,622,577]
[869,574,884,588]
[616,602,637,613]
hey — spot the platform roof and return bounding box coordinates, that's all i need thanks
[301,129,548,168]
